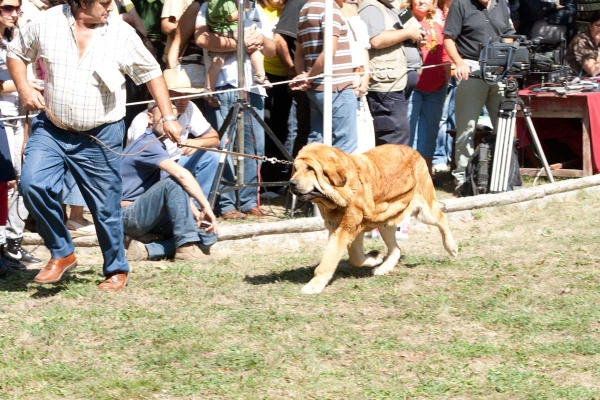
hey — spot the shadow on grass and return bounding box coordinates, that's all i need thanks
[0,268,97,297]
[244,260,376,286]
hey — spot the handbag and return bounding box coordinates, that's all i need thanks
[530,19,566,44]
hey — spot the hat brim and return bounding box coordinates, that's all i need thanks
[168,86,205,94]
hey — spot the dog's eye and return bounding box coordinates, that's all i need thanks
[306,165,314,172]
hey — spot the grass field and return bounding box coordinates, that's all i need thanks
[1,191,599,399]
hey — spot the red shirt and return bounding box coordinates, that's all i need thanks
[416,19,451,93]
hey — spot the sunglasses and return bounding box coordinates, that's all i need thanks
[0,5,22,14]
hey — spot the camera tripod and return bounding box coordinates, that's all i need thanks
[207,97,294,208]
[490,78,554,193]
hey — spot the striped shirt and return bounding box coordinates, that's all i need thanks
[297,0,353,91]
[8,5,162,131]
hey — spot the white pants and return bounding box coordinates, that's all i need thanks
[0,119,28,244]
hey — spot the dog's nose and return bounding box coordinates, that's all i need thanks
[289,180,298,194]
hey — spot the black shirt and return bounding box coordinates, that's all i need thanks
[274,0,308,39]
[443,0,515,60]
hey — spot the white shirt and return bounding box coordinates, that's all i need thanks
[127,101,213,160]
[8,5,161,131]
[195,2,267,96]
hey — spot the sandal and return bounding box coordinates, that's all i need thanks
[254,74,272,89]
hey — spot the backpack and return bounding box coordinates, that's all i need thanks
[461,134,523,196]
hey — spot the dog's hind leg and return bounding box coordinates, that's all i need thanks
[302,231,351,294]
[371,225,401,276]
[413,199,459,257]
[348,232,384,267]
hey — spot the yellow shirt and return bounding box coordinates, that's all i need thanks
[261,5,287,77]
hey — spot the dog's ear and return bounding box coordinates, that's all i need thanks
[322,155,347,187]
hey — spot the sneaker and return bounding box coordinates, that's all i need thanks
[432,163,450,172]
[174,242,214,263]
[0,259,10,277]
[3,238,43,266]
[126,240,148,261]
[1,254,27,271]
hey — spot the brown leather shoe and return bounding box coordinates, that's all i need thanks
[98,272,129,290]
[244,206,264,216]
[34,253,78,284]
[221,210,247,220]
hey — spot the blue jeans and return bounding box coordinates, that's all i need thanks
[20,113,128,275]
[433,78,457,166]
[178,149,220,246]
[408,84,448,159]
[122,178,212,260]
[61,169,87,207]
[306,88,358,153]
[205,85,265,214]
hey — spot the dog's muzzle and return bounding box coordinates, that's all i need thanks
[289,179,321,201]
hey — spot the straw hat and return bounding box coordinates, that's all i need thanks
[163,68,205,94]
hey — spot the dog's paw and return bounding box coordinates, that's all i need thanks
[361,250,384,267]
[445,240,459,257]
[301,279,326,294]
[372,264,395,276]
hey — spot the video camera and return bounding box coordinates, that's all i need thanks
[477,35,569,84]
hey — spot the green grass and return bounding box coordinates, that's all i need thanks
[1,193,600,399]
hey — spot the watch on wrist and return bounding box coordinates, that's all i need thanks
[161,115,177,124]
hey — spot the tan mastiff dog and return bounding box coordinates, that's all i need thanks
[290,143,458,294]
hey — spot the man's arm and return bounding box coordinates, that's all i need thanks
[443,35,470,81]
[7,57,45,110]
[274,33,295,75]
[582,58,600,77]
[369,27,424,49]
[166,1,201,68]
[145,76,183,143]
[157,158,218,231]
[180,127,220,156]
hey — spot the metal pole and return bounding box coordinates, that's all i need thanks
[235,0,246,203]
[323,0,333,146]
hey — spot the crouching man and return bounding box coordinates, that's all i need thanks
[121,102,218,261]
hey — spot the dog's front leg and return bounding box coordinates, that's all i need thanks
[302,231,351,294]
[348,232,384,267]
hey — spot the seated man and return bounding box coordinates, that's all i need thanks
[122,102,218,261]
[127,68,221,199]
[566,12,600,77]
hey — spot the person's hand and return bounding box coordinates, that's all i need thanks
[162,119,183,143]
[29,79,44,92]
[454,62,471,81]
[353,73,369,96]
[245,29,264,54]
[199,208,219,235]
[181,138,202,156]
[180,138,198,156]
[7,180,16,190]
[289,72,310,91]
[20,84,45,111]
[405,26,426,44]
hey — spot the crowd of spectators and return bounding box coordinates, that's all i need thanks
[0,0,594,282]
